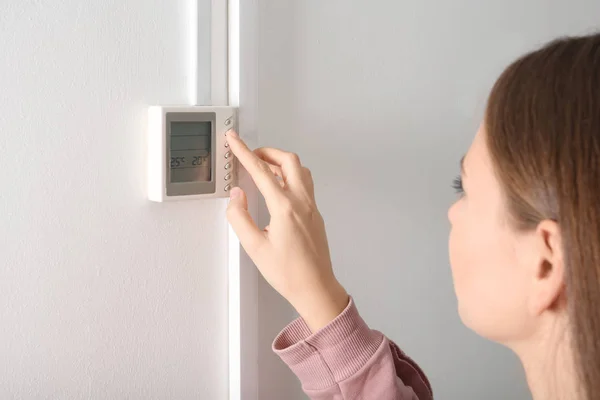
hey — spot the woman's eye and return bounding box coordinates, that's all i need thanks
[452,176,464,195]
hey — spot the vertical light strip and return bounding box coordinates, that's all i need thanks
[211,0,229,106]
[227,0,242,399]
[227,225,241,400]
[189,0,199,105]
[228,0,240,107]
[190,0,227,106]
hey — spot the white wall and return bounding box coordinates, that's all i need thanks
[256,1,600,399]
[0,1,229,398]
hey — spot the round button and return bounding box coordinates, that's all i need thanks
[224,184,231,191]
[225,118,232,126]
[224,162,231,170]
[224,173,231,181]
[224,151,231,159]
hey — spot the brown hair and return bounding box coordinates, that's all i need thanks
[485,33,600,399]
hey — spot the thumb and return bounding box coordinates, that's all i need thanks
[226,187,266,258]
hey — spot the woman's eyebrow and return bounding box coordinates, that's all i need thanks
[460,156,467,176]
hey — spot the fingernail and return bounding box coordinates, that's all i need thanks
[230,187,241,199]
[227,129,238,138]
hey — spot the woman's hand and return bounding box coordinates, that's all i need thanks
[225,130,348,332]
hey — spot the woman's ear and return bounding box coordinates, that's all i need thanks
[528,219,565,316]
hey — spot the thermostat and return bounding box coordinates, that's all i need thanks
[147,106,237,201]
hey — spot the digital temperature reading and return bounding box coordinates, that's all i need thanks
[169,121,212,183]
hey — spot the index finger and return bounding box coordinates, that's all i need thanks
[253,147,303,182]
[225,130,285,206]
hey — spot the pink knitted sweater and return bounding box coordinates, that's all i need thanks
[273,297,433,399]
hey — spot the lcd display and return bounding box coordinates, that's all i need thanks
[169,121,212,183]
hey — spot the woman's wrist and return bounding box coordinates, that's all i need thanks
[292,280,349,333]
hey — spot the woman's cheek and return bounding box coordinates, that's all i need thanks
[448,208,488,329]
[448,221,469,303]
[448,200,467,295]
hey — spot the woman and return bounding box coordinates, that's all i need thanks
[225,32,600,399]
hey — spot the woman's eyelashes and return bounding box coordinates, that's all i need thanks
[452,175,464,195]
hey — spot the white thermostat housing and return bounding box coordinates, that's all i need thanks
[147,106,237,202]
